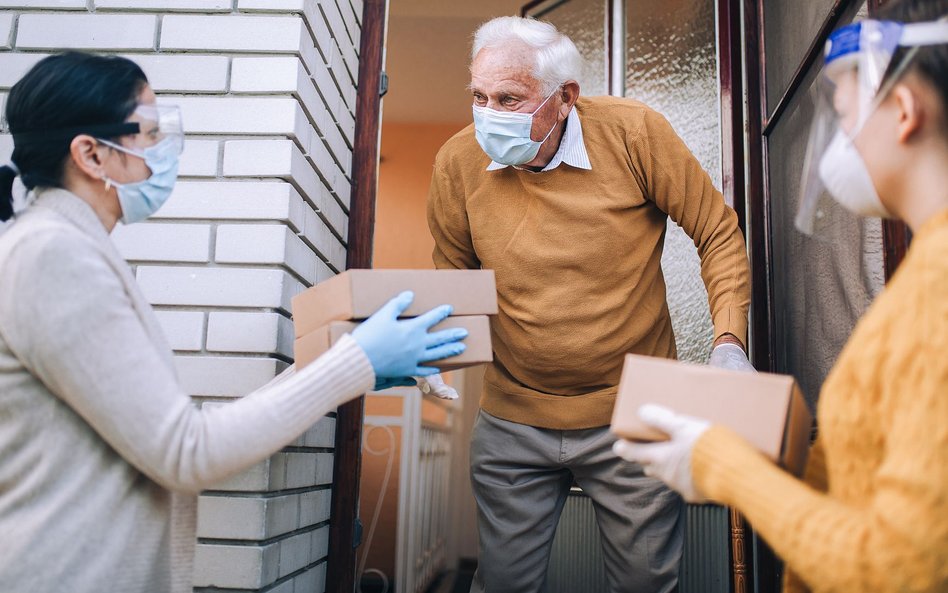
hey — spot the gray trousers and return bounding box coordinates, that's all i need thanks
[469,411,683,593]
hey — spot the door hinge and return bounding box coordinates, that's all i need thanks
[379,71,389,98]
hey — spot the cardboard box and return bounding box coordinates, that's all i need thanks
[291,269,498,337]
[294,315,493,372]
[610,354,813,476]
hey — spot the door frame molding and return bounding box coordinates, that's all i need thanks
[326,0,388,590]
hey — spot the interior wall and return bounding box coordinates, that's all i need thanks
[374,119,481,567]
[374,121,466,270]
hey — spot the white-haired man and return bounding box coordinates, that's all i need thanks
[427,16,753,593]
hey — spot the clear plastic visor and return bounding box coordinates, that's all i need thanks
[795,65,870,236]
[795,18,948,235]
[129,104,184,155]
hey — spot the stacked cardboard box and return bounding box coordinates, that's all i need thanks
[291,269,497,372]
[610,354,813,476]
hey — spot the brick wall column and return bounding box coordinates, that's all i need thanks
[0,1,363,591]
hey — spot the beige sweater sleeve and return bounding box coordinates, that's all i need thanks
[0,229,375,494]
[629,109,751,345]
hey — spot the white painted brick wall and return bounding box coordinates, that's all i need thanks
[216,224,318,284]
[237,0,305,13]
[154,310,205,352]
[0,3,361,591]
[0,13,12,49]
[96,0,231,10]
[111,222,211,262]
[137,266,300,310]
[122,54,229,93]
[176,356,285,399]
[206,311,295,357]
[16,14,157,50]
[178,140,219,177]
[160,14,303,52]
[0,1,85,9]
[155,182,308,232]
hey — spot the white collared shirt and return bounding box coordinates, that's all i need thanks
[486,107,592,172]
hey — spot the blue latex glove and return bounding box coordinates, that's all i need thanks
[351,291,468,388]
[375,377,418,391]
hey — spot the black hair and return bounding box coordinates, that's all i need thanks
[877,0,948,133]
[0,52,147,221]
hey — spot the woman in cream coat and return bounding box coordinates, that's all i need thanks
[0,52,467,593]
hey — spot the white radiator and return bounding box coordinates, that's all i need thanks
[548,489,731,593]
[357,388,454,593]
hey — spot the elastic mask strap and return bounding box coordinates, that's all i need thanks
[97,137,146,160]
[531,87,559,115]
[900,19,948,46]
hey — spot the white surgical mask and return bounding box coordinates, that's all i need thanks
[100,137,180,224]
[817,131,891,219]
[472,89,559,166]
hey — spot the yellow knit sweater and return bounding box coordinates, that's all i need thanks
[428,96,750,429]
[693,209,948,593]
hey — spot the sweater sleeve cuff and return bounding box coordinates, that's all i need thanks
[712,306,748,348]
[692,425,813,544]
[328,334,376,397]
[691,425,773,505]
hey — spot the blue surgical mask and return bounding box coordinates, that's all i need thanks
[472,89,559,166]
[100,137,180,224]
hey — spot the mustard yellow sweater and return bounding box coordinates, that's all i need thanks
[693,209,948,593]
[427,97,750,429]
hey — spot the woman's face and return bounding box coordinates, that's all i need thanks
[99,84,160,185]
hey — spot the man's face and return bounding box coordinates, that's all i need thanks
[469,43,560,142]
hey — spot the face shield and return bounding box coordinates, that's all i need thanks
[796,18,948,235]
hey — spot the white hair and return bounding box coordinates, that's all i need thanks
[471,16,583,95]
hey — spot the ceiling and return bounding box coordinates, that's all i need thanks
[383,0,526,123]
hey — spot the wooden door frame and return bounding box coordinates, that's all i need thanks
[326,0,388,591]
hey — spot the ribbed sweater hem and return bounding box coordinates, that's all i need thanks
[481,380,617,429]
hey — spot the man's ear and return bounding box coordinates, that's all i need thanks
[892,82,924,144]
[560,80,580,116]
[69,134,108,181]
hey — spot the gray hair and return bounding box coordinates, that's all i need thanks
[471,16,583,95]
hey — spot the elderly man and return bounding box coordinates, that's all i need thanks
[427,16,752,593]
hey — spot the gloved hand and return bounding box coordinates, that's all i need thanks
[612,404,711,503]
[351,291,468,389]
[374,377,418,391]
[416,373,459,400]
[708,343,756,373]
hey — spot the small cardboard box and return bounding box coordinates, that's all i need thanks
[292,269,498,338]
[610,354,813,476]
[294,315,493,372]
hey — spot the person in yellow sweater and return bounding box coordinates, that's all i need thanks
[613,2,948,592]
[427,15,752,593]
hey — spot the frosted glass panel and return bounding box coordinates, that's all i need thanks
[625,0,720,363]
[766,2,884,406]
[529,0,608,96]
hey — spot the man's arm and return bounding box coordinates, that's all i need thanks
[629,108,751,350]
[427,159,480,270]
